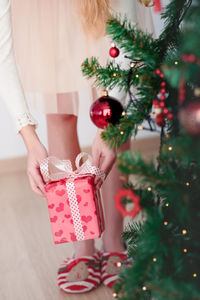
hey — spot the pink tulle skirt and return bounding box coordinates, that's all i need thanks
[10,0,111,114]
[10,0,153,115]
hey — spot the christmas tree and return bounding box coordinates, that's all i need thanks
[82,0,200,299]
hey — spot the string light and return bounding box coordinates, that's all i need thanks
[153,257,157,262]
[135,74,139,78]
[113,292,118,298]
[130,62,135,68]
[164,221,168,226]
[138,125,143,130]
[168,146,173,151]
[147,187,152,191]
[182,229,187,235]
[186,182,190,186]
[174,61,178,65]
[183,249,187,253]
[165,203,169,207]
[142,286,147,291]
[116,262,122,267]
[193,273,197,278]
[122,111,126,116]
[113,73,117,77]
[120,131,124,135]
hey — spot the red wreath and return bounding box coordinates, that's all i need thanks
[115,188,141,218]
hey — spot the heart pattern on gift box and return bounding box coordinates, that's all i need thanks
[70,232,77,241]
[50,216,58,223]
[55,230,63,237]
[77,194,82,203]
[48,204,55,209]
[56,203,64,212]
[64,214,71,219]
[56,189,66,197]
[46,176,103,244]
[81,216,92,223]
[83,225,87,232]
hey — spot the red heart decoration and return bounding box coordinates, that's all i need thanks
[83,225,87,232]
[77,195,82,203]
[48,204,55,209]
[70,232,77,241]
[56,203,64,212]
[81,215,92,223]
[64,214,71,219]
[56,189,65,197]
[83,189,90,193]
[83,202,88,207]
[60,237,68,243]
[55,230,63,237]
[50,216,58,223]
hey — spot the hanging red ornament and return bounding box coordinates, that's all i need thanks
[156,113,166,127]
[179,101,200,135]
[161,81,166,87]
[109,44,120,58]
[115,188,141,218]
[154,0,162,12]
[90,91,123,129]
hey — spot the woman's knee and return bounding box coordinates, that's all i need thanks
[46,114,77,127]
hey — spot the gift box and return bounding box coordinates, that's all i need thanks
[40,153,105,244]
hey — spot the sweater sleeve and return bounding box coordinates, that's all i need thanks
[0,0,37,133]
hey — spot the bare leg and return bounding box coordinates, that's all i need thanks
[46,112,94,258]
[102,139,130,252]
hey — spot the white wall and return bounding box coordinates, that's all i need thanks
[0,5,166,160]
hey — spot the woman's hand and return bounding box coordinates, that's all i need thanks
[92,129,116,188]
[20,125,48,196]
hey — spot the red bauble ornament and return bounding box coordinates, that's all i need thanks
[160,88,166,94]
[161,81,166,87]
[155,69,161,75]
[179,101,200,135]
[159,101,165,108]
[109,46,120,58]
[167,112,173,120]
[90,92,123,129]
[163,108,169,115]
[156,113,166,127]
[115,188,141,218]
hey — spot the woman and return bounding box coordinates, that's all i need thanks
[0,0,154,293]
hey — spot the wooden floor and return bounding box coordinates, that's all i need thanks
[0,171,113,300]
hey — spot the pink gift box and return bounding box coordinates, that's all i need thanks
[41,154,105,244]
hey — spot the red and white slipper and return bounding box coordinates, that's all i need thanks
[57,252,101,293]
[101,251,131,288]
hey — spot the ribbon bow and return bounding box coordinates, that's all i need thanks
[40,152,105,183]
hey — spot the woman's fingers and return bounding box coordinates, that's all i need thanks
[100,153,116,177]
[27,168,46,197]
